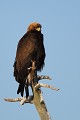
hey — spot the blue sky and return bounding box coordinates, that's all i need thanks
[0,0,80,120]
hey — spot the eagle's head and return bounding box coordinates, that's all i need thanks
[27,22,42,32]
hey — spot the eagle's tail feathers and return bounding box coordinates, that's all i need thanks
[17,83,25,97]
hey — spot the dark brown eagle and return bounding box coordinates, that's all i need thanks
[13,22,46,98]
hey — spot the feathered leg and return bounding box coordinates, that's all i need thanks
[25,84,29,98]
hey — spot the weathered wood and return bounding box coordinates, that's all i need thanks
[4,61,59,120]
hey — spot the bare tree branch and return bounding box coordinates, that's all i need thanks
[4,61,59,120]
[4,96,33,105]
[35,83,59,91]
[37,75,52,81]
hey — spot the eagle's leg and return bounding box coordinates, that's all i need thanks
[25,85,29,98]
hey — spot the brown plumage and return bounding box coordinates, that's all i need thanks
[13,22,46,97]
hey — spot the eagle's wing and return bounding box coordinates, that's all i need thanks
[13,33,38,83]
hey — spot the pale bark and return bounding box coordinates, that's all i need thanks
[4,61,59,120]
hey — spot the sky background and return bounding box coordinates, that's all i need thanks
[0,0,80,120]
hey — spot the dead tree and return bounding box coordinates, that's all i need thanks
[4,61,59,120]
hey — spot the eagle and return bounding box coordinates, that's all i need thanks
[13,22,46,98]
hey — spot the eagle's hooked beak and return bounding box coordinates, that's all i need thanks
[36,27,41,31]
